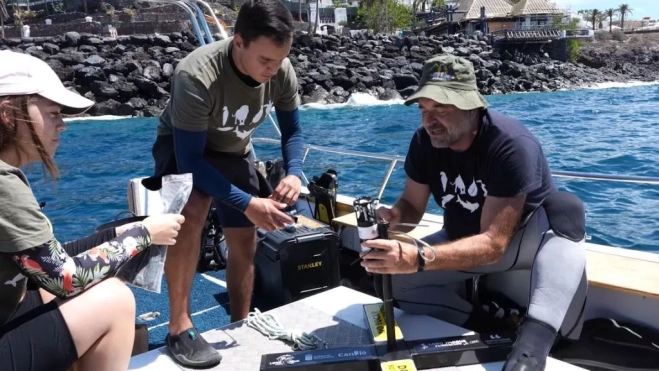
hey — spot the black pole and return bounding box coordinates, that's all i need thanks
[376,221,396,353]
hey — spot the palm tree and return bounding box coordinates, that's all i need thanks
[605,8,617,32]
[581,9,601,30]
[617,3,632,30]
[597,12,606,30]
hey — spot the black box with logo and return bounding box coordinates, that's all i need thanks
[407,331,516,369]
[254,221,341,307]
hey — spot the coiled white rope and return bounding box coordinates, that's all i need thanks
[246,308,327,350]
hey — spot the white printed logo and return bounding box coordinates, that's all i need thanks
[270,355,299,366]
[440,172,487,213]
[217,101,275,140]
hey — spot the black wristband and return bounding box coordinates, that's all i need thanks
[417,244,425,272]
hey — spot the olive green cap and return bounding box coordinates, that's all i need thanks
[404,54,489,110]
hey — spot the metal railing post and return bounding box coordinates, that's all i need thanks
[141,0,230,43]
[377,159,398,200]
[175,1,206,45]
[300,147,311,185]
[195,0,229,39]
[268,113,282,137]
[190,2,214,44]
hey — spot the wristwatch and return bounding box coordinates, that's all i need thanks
[417,244,426,272]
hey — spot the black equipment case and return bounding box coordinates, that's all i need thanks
[255,219,341,308]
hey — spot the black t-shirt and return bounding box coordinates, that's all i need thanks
[404,109,557,240]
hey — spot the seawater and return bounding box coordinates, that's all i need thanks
[27,83,659,252]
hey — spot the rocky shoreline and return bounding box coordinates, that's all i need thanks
[1,30,658,117]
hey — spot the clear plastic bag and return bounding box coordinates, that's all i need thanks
[115,173,193,293]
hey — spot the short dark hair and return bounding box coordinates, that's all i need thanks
[234,0,295,47]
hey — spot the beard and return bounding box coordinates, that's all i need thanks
[425,115,474,148]
[425,123,459,148]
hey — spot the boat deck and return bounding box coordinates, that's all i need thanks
[128,287,587,371]
[124,175,659,371]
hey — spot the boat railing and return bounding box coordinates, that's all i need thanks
[252,137,659,200]
[254,110,659,199]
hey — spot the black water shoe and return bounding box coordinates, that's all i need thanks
[503,317,557,371]
[165,328,222,369]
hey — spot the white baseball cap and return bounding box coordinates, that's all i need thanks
[0,50,94,115]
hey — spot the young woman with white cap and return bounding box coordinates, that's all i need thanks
[0,50,185,371]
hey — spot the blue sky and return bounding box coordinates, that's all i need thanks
[551,0,659,20]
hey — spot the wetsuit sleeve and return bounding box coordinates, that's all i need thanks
[168,68,253,211]
[62,228,117,256]
[173,128,253,211]
[487,135,544,198]
[3,224,151,298]
[275,108,304,178]
[404,129,429,184]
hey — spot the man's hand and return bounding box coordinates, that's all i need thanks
[376,206,401,228]
[360,239,418,274]
[244,197,294,231]
[271,175,302,205]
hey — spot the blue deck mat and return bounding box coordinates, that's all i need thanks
[132,270,231,349]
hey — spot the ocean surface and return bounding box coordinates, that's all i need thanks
[28,82,659,253]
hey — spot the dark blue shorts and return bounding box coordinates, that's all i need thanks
[141,135,273,228]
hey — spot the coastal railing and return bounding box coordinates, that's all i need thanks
[491,26,562,41]
[509,25,557,31]
[565,29,595,38]
[491,27,594,41]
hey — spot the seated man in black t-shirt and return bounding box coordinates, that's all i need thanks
[360,55,587,371]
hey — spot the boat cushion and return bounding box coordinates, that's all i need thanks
[552,318,659,370]
[542,191,586,242]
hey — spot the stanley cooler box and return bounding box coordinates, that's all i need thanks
[254,220,341,307]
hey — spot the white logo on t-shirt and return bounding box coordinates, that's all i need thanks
[217,101,274,140]
[440,172,487,213]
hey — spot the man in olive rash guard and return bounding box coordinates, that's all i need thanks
[141,0,304,367]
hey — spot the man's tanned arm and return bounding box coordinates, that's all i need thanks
[422,193,525,271]
[390,177,431,233]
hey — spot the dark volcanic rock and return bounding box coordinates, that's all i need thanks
[1,31,654,117]
[577,40,659,81]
